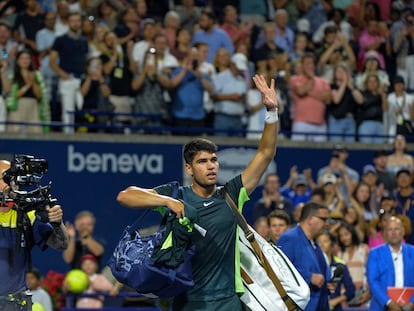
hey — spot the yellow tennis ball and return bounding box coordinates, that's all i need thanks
[65,269,89,294]
[32,302,45,311]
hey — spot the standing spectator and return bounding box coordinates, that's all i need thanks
[36,11,58,122]
[253,173,294,222]
[95,0,119,31]
[63,210,105,271]
[277,202,330,311]
[54,0,70,36]
[5,50,49,134]
[212,47,231,73]
[220,5,253,49]
[373,149,396,192]
[26,268,53,311]
[316,230,355,311]
[192,9,234,63]
[131,47,170,128]
[299,0,330,35]
[0,21,19,77]
[386,134,414,176]
[280,166,315,209]
[337,222,371,307]
[171,27,192,64]
[78,57,113,132]
[211,53,247,136]
[50,12,88,133]
[168,51,213,134]
[351,181,376,224]
[174,0,201,35]
[395,169,414,245]
[355,50,390,91]
[312,8,353,45]
[132,18,156,72]
[290,53,331,142]
[113,6,139,47]
[328,64,363,142]
[367,217,414,311]
[13,0,44,57]
[274,9,295,56]
[356,74,388,144]
[101,31,135,127]
[163,10,181,52]
[268,209,291,244]
[387,75,414,141]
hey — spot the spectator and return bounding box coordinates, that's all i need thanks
[274,9,295,56]
[253,173,294,222]
[132,18,156,72]
[152,33,179,77]
[192,9,234,63]
[26,268,53,311]
[312,8,353,45]
[317,144,359,203]
[5,49,49,134]
[386,134,414,176]
[50,11,88,134]
[253,216,269,240]
[74,254,117,309]
[100,31,135,127]
[221,5,253,49]
[95,0,119,31]
[212,47,231,73]
[174,0,201,35]
[395,168,414,244]
[289,31,311,65]
[0,21,19,77]
[63,210,105,271]
[320,173,345,213]
[268,209,291,244]
[316,230,355,311]
[36,11,58,122]
[168,50,213,134]
[355,50,390,91]
[78,57,113,132]
[327,64,363,142]
[356,74,388,144]
[277,202,330,311]
[290,53,331,142]
[366,217,414,311]
[361,164,383,212]
[211,52,247,136]
[163,10,181,52]
[387,75,414,141]
[351,180,376,224]
[280,166,314,209]
[336,222,371,307]
[239,0,268,26]
[367,207,393,249]
[131,47,169,128]
[299,0,330,35]
[373,149,396,192]
[81,17,99,57]
[113,6,139,47]
[171,27,192,64]
[55,0,70,36]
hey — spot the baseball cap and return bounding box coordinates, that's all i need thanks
[293,174,308,188]
[333,144,347,152]
[396,168,411,178]
[373,149,388,158]
[80,254,97,264]
[231,53,248,71]
[381,191,396,202]
[363,164,377,176]
[322,173,337,185]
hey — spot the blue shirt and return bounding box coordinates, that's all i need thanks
[36,28,58,77]
[192,27,234,63]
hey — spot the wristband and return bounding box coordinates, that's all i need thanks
[265,108,279,124]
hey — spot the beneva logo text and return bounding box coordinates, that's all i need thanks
[67,145,163,174]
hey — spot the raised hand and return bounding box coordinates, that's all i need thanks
[252,74,278,111]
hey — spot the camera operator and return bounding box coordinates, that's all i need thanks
[0,159,69,311]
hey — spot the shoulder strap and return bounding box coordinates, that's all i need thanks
[220,187,298,311]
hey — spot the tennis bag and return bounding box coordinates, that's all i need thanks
[108,182,195,298]
[239,226,310,310]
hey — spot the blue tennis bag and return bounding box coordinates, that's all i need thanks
[108,182,195,298]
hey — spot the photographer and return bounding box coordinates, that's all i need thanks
[0,159,69,311]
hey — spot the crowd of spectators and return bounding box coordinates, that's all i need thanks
[0,0,412,141]
[252,137,414,310]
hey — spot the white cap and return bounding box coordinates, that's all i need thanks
[297,18,310,33]
[231,53,248,71]
[322,174,337,185]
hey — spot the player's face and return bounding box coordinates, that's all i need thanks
[186,151,219,187]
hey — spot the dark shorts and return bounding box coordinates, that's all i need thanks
[0,289,32,311]
[172,294,242,311]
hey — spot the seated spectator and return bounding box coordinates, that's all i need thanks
[274,9,295,56]
[337,222,371,308]
[75,254,117,309]
[113,7,140,47]
[386,134,414,176]
[316,230,355,311]
[267,209,291,244]
[290,53,331,142]
[351,181,377,224]
[5,50,49,134]
[26,268,53,311]
[289,31,311,66]
[387,76,414,142]
[253,216,269,240]
[367,217,414,311]
[252,173,294,222]
[320,173,346,213]
[327,64,363,142]
[355,50,390,91]
[368,207,392,249]
[356,74,388,144]
[342,204,367,243]
[280,166,315,209]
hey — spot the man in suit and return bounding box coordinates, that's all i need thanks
[277,201,330,311]
[367,217,414,311]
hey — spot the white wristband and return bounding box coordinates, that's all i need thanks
[265,109,279,124]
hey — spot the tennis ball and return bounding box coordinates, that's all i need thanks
[32,302,45,311]
[65,269,89,294]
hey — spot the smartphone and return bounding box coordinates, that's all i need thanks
[192,59,198,70]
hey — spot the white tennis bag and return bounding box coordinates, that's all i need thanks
[239,225,310,311]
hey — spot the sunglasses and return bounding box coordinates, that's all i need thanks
[314,215,329,222]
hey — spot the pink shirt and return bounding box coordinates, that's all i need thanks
[290,75,330,125]
[358,29,385,69]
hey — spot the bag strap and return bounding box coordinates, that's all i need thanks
[220,187,298,311]
[128,181,182,233]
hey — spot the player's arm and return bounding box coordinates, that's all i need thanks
[242,74,278,195]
